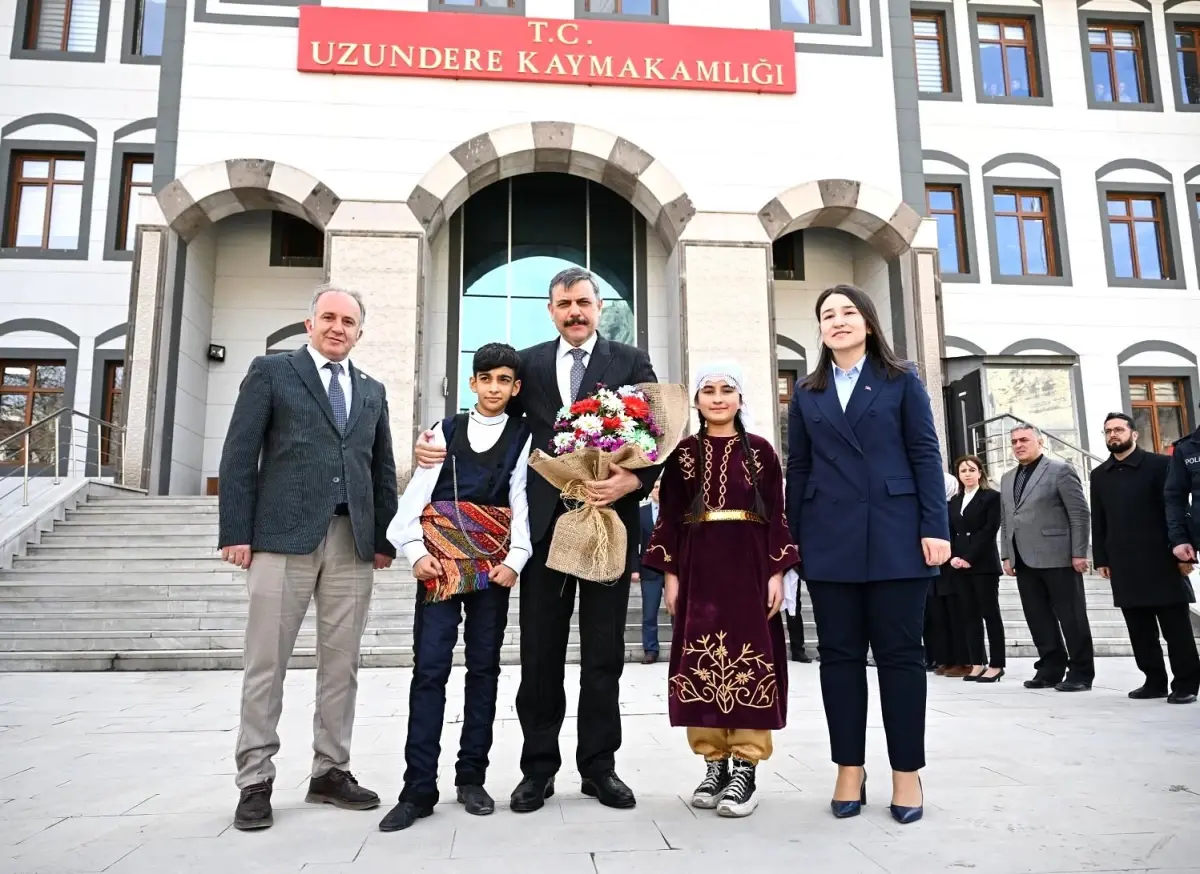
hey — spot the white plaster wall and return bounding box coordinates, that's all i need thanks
[169,229,216,494]
[772,229,859,363]
[922,0,1200,449]
[199,212,322,486]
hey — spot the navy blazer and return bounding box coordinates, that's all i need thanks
[785,357,949,583]
[635,502,664,583]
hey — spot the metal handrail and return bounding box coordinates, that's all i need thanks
[0,408,126,507]
[967,413,1105,466]
[0,407,119,451]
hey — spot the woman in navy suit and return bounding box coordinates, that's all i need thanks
[785,284,950,825]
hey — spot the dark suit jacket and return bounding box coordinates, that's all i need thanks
[217,347,399,562]
[509,334,660,545]
[785,358,949,582]
[634,502,664,583]
[948,488,1002,576]
[999,456,1089,568]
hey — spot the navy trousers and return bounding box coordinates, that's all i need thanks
[399,583,510,807]
[640,577,664,653]
[807,578,928,772]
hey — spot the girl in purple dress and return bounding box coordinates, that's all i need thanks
[642,363,800,817]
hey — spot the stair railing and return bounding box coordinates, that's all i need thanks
[966,413,1105,487]
[0,408,126,507]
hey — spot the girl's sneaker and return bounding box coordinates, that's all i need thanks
[691,758,731,808]
[716,758,758,817]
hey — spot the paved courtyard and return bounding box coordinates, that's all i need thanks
[0,658,1198,874]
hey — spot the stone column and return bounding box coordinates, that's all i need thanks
[677,215,777,448]
[906,217,949,460]
[324,202,427,486]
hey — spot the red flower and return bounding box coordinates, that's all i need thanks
[622,396,650,419]
[570,399,601,415]
[602,416,623,431]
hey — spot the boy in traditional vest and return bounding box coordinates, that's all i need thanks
[379,342,532,832]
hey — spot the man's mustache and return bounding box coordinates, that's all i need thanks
[564,316,589,327]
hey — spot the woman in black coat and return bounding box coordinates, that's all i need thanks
[947,455,1005,681]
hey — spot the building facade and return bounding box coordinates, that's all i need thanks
[1,0,1197,495]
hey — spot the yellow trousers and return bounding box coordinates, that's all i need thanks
[687,727,773,765]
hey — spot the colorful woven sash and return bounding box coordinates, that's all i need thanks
[418,501,512,603]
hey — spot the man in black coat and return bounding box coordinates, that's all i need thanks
[1090,413,1198,704]
[1165,424,1200,566]
[414,267,660,811]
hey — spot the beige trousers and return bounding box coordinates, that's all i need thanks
[234,516,374,789]
[687,727,774,765]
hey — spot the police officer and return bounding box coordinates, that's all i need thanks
[1165,426,1200,571]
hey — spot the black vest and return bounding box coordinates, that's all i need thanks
[430,413,530,508]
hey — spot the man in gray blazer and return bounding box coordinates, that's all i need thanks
[1000,424,1094,692]
[219,284,398,831]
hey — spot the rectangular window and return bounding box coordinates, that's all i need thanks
[772,232,804,281]
[992,188,1056,277]
[1129,377,1189,454]
[23,0,102,52]
[436,0,515,6]
[779,0,849,27]
[4,152,86,250]
[927,185,967,275]
[100,360,124,465]
[976,16,1038,98]
[1176,24,1200,105]
[269,212,325,268]
[584,0,657,12]
[0,360,67,465]
[1088,23,1149,103]
[1106,192,1169,280]
[131,0,166,57]
[913,12,950,93]
[116,154,153,251]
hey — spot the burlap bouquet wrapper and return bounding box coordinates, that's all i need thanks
[529,382,691,583]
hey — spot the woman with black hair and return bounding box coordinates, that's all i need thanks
[785,284,950,825]
[642,363,799,819]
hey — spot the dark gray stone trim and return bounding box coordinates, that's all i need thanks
[193,0,299,26]
[1000,337,1076,356]
[890,0,927,213]
[575,0,664,21]
[1095,158,1172,181]
[153,0,187,192]
[9,0,111,62]
[430,0,524,12]
[1077,8,1163,112]
[1119,365,1200,431]
[634,211,648,351]
[266,322,307,349]
[912,1,963,102]
[0,346,79,477]
[773,0,863,36]
[121,0,160,65]
[967,3,1054,106]
[923,150,970,173]
[1,114,97,140]
[156,239,188,495]
[103,142,156,262]
[1187,181,1200,288]
[0,138,97,262]
[114,118,157,141]
[94,322,128,348]
[777,334,807,359]
[995,339,1090,450]
[888,258,908,358]
[1187,164,1200,183]
[1118,340,1197,364]
[945,335,987,356]
[925,172,980,283]
[1165,12,1200,113]
[444,210,462,419]
[1096,180,1185,289]
[87,344,127,477]
[981,152,1060,177]
[982,176,1073,286]
[0,319,81,346]
[758,179,922,257]
[792,0,882,55]
[224,0,316,5]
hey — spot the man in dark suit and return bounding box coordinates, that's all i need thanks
[414,266,658,812]
[631,480,665,664]
[999,424,1094,692]
[219,284,398,831]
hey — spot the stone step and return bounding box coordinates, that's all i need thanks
[49,522,221,535]
[82,497,219,507]
[68,505,220,516]
[37,534,220,548]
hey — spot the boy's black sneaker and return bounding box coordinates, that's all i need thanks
[691,758,731,809]
[233,780,274,831]
[716,758,758,818]
[457,784,495,815]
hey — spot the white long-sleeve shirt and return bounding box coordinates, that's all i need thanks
[387,408,533,574]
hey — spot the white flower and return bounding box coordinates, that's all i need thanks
[574,414,604,436]
[618,417,639,439]
[616,385,640,398]
[553,433,577,453]
[596,389,623,415]
[555,405,571,421]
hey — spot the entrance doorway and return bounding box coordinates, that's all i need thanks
[446,173,647,413]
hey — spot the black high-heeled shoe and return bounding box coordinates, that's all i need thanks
[889,776,923,824]
[830,770,867,818]
[975,668,1005,684]
[962,667,987,682]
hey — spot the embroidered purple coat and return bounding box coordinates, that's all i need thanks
[642,432,800,731]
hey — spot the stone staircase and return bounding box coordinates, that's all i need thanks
[0,493,1175,672]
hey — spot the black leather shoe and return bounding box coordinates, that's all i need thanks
[1055,680,1092,692]
[1128,685,1168,700]
[1168,692,1197,704]
[233,780,273,831]
[306,768,381,810]
[581,771,636,809]
[456,784,495,815]
[510,776,554,813]
[1023,677,1059,689]
[378,801,432,832]
[791,651,813,663]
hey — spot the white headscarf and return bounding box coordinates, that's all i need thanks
[691,361,752,428]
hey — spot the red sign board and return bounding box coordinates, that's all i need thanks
[297,6,796,95]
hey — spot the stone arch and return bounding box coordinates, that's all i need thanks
[156,159,342,242]
[407,121,696,247]
[0,318,80,347]
[945,335,986,356]
[757,179,922,258]
[1117,339,1197,365]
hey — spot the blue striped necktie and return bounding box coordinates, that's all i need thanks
[325,362,348,504]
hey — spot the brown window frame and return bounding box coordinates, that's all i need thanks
[1088,22,1148,103]
[24,0,72,51]
[780,0,851,27]
[926,184,967,274]
[100,360,124,465]
[977,16,1040,98]
[1106,192,1170,280]
[1176,23,1200,104]
[4,151,87,250]
[1128,376,1190,454]
[913,11,951,93]
[992,187,1057,276]
[0,359,68,466]
[115,154,153,252]
[435,0,516,6]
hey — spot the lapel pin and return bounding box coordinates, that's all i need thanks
[864,385,872,391]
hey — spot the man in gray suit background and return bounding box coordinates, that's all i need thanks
[219,284,398,831]
[1000,424,1094,692]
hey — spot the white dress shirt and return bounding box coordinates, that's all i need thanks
[960,485,979,513]
[387,408,533,575]
[832,354,866,411]
[556,333,599,407]
[307,344,353,407]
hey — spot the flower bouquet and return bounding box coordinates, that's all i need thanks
[528,382,690,583]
